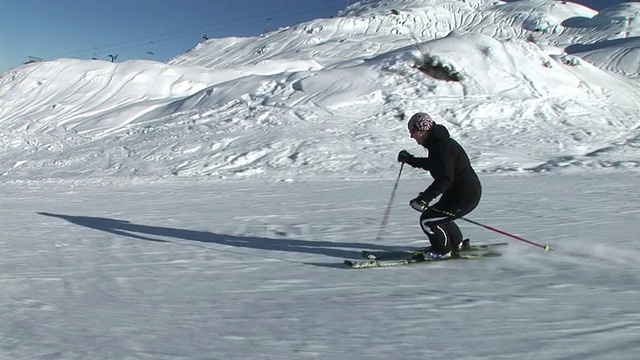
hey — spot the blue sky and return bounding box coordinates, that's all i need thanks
[0,0,348,73]
[0,0,626,73]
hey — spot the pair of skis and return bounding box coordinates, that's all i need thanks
[344,242,507,269]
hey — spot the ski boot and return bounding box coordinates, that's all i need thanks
[413,250,453,261]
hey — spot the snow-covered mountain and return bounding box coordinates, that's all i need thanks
[1,0,639,181]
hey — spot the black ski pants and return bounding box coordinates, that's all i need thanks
[419,195,480,254]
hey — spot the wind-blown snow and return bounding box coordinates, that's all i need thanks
[1,1,640,359]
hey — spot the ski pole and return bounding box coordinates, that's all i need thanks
[431,208,551,251]
[375,163,404,242]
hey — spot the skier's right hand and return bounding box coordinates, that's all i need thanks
[397,150,414,164]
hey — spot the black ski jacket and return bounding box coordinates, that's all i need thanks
[407,124,481,209]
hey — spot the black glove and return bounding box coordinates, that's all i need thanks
[397,150,414,164]
[409,192,433,212]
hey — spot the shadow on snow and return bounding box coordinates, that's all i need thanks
[38,212,409,265]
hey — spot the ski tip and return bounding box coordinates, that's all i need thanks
[544,245,551,252]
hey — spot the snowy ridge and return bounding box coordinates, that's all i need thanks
[1,0,640,181]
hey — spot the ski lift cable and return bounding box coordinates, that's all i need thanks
[45,0,346,60]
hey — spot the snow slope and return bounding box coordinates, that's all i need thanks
[2,174,640,359]
[1,0,639,181]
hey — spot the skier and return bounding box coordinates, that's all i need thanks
[397,112,482,259]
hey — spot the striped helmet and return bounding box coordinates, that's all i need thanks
[407,112,434,132]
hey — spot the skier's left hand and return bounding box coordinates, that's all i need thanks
[409,192,432,212]
[417,191,435,204]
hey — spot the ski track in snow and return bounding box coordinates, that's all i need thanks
[2,174,640,359]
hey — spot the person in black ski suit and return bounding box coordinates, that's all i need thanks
[397,112,482,258]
